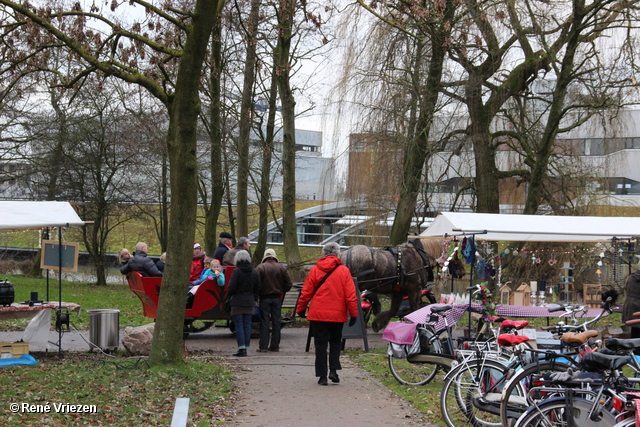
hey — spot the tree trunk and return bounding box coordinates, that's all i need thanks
[523,3,584,215]
[205,21,225,254]
[236,0,261,239]
[389,2,454,245]
[466,70,500,214]
[254,64,279,263]
[159,152,169,252]
[470,129,500,213]
[275,0,302,279]
[149,1,221,366]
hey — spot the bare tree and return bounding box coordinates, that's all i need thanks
[340,0,456,244]
[444,0,639,214]
[0,0,224,365]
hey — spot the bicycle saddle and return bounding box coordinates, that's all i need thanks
[497,334,530,346]
[581,351,629,372]
[605,337,640,351]
[430,305,452,314]
[500,319,529,331]
[561,330,599,346]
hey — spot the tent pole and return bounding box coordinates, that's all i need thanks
[468,236,475,340]
[58,226,63,356]
[45,228,50,302]
[450,237,457,294]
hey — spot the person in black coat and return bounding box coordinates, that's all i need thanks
[623,269,640,352]
[156,252,166,273]
[120,242,163,277]
[225,250,260,357]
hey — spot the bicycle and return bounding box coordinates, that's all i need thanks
[440,296,616,427]
[386,282,525,386]
[386,301,521,386]
[499,296,618,426]
[512,351,640,427]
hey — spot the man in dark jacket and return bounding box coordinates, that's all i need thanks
[213,232,233,263]
[222,236,251,266]
[255,249,293,352]
[120,242,163,277]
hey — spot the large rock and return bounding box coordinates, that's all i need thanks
[121,323,155,356]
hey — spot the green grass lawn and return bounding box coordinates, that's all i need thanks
[1,274,236,427]
[0,353,236,426]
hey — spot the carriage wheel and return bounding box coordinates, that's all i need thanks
[183,319,214,338]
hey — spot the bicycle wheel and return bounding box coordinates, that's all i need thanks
[500,360,572,427]
[513,396,617,427]
[387,354,440,385]
[440,358,510,427]
[388,327,443,386]
[612,418,636,427]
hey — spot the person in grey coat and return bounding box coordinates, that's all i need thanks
[120,242,163,277]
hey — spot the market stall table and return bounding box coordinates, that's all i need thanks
[403,302,607,331]
[1,302,82,352]
[0,302,81,321]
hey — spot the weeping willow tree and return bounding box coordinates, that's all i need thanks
[330,0,457,245]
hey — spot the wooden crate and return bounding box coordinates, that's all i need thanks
[0,341,29,358]
[583,284,602,308]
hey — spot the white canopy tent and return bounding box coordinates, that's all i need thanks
[0,201,85,229]
[419,212,640,242]
[0,201,85,354]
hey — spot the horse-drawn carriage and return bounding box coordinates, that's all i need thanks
[127,267,235,337]
[127,266,299,337]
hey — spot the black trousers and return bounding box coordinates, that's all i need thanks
[311,321,343,377]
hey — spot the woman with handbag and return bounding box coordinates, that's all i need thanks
[225,250,261,357]
[296,242,359,385]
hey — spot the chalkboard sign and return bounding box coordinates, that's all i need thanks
[341,278,369,351]
[40,240,79,272]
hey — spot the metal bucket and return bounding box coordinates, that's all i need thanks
[88,309,120,351]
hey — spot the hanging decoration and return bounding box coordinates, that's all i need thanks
[462,236,477,264]
[475,283,497,322]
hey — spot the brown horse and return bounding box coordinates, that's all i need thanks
[339,238,442,331]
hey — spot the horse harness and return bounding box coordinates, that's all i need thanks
[348,244,431,294]
[382,246,406,293]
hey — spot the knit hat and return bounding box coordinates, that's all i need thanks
[193,242,201,249]
[262,248,278,263]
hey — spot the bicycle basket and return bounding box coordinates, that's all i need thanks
[387,331,421,359]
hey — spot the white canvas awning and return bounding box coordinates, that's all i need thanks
[419,212,640,242]
[0,201,85,229]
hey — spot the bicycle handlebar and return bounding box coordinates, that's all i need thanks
[547,305,566,313]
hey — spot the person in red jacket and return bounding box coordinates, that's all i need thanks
[190,243,206,283]
[296,242,358,385]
